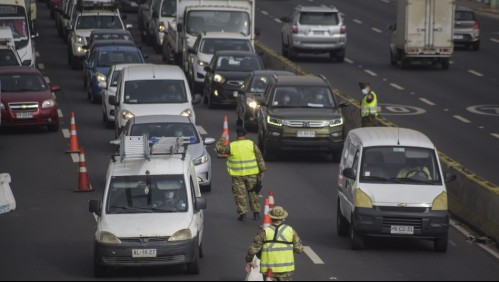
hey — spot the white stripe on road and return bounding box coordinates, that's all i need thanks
[58,109,63,118]
[490,38,499,44]
[344,58,354,64]
[62,128,70,138]
[38,63,45,70]
[453,115,471,123]
[389,83,404,90]
[468,69,484,77]
[419,98,436,106]
[364,69,377,77]
[353,19,363,24]
[303,246,325,264]
[44,76,50,84]
[450,219,499,260]
[197,126,207,135]
[261,10,269,16]
[71,153,79,163]
[274,18,282,24]
[371,27,383,33]
[491,133,499,139]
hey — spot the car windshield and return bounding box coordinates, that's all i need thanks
[0,73,48,92]
[110,70,121,87]
[96,50,142,67]
[271,86,335,108]
[76,15,124,29]
[186,11,250,36]
[249,74,271,93]
[0,49,20,66]
[0,18,29,40]
[216,55,263,72]
[91,33,133,44]
[130,122,200,143]
[200,38,252,54]
[298,12,339,25]
[161,0,176,17]
[106,175,188,214]
[124,80,187,104]
[359,147,442,184]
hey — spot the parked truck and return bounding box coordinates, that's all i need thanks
[389,0,454,69]
[164,0,258,72]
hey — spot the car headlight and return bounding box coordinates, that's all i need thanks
[246,98,258,109]
[42,99,56,109]
[75,35,85,44]
[214,73,225,83]
[169,229,192,241]
[121,110,134,120]
[194,153,208,166]
[180,108,193,117]
[198,60,208,67]
[266,116,283,127]
[354,188,373,208]
[97,231,122,244]
[329,117,344,127]
[432,191,448,211]
[96,72,106,83]
[158,22,166,32]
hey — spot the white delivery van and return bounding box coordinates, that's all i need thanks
[336,127,456,252]
[89,136,206,277]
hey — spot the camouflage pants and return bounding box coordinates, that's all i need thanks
[362,115,378,127]
[263,272,294,281]
[232,175,260,215]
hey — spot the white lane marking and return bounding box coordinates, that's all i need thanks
[389,83,404,90]
[303,246,325,264]
[364,69,377,77]
[344,58,354,64]
[491,133,499,139]
[371,27,383,33]
[450,219,499,260]
[71,153,79,163]
[468,69,484,77]
[62,128,70,138]
[197,126,207,135]
[261,10,269,16]
[490,38,499,44]
[419,98,436,106]
[453,115,471,123]
[449,240,457,247]
[38,63,45,70]
[35,52,40,57]
[353,19,363,24]
[274,18,282,24]
[58,109,63,118]
[44,76,50,84]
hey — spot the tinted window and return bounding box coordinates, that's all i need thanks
[97,50,143,67]
[216,55,263,71]
[130,122,200,143]
[200,38,252,54]
[298,12,339,25]
[186,11,250,35]
[0,49,20,66]
[76,15,124,29]
[271,86,335,108]
[0,73,48,92]
[124,79,187,103]
[161,0,176,16]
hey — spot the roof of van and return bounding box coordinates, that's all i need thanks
[123,64,186,80]
[109,154,191,177]
[349,127,435,149]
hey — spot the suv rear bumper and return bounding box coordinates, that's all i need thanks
[264,137,344,153]
[292,37,346,52]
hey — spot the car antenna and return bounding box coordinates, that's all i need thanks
[397,127,400,146]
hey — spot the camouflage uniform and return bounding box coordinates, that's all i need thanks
[216,137,266,215]
[245,222,304,281]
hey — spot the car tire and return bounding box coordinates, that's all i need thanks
[288,46,297,60]
[70,54,80,70]
[336,200,349,236]
[434,233,448,252]
[441,59,450,70]
[281,41,288,57]
[186,244,200,274]
[350,217,364,250]
[94,253,108,278]
[201,183,211,192]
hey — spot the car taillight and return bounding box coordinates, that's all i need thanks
[473,20,480,30]
[292,26,299,33]
[340,25,346,34]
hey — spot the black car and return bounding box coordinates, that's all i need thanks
[202,50,264,108]
[236,70,295,130]
[86,29,135,48]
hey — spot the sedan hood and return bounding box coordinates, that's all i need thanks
[267,107,342,120]
[1,90,53,103]
[100,213,193,237]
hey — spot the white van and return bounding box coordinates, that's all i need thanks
[111,64,202,137]
[89,136,206,277]
[336,127,456,252]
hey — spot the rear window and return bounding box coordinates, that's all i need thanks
[455,11,475,21]
[200,38,252,54]
[76,15,124,29]
[298,12,339,25]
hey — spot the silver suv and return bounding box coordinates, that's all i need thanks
[454,6,480,51]
[280,5,346,62]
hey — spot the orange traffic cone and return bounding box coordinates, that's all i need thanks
[262,198,271,229]
[76,147,93,192]
[265,268,273,281]
[66,112,80,153]
[268,191,275,209]
[218,116,230,158]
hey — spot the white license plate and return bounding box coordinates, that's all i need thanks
[314,31,325,35]
[16,112,33,119]
[132,249,157,258]
[453,35,463,40]
[391,225,414,235]
[233,91,239,97]
[297,131,315,138]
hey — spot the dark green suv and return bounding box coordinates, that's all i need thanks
[256,75,348,161]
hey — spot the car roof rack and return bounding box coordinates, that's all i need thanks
[76,0,119,12]
[0,38,15,48]
[112,135,196,163]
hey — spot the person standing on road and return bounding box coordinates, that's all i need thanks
[245,206,304,281]
[216,127,266,221]
[359,82,379,127]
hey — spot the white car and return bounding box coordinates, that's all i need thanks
[99,63,149,128]
[111,115,215,191]
[89,135,206,277]
[186,32,255,94]
[112,64,202,136]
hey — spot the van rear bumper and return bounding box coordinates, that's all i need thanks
[353,207,449,239]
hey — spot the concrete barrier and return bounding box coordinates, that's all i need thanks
[255,40,499,245]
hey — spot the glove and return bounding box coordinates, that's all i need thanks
[245,262,253,273]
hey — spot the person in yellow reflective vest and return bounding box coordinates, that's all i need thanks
[359,82,379,127]
[216,127,266,221]
[245,206,304,281]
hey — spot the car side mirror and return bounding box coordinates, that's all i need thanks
[192,94,202,105]
[280,16,289,23]
[65,23,72,31]
[22,60,31,66]
[342,168,356,179]
[51,85,61,92]
[204,137,216,145]
[109,95,117,106]
[444,170,457,183]
[339,101,349,108]
[388,23,396,31]
[195,197,207,210]
[89,200,101,216]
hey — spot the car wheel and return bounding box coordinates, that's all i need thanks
[281,41,288,57]
[288,46,297,60]
[350,217,364,250]
[207,93,215,109]
[186,244,200,274]
[70,54,80,70]
[47,123,59,132]
[472,41,480,51]
[336,200,349,236]
[201,183,211,193]
[140,28,147,42]
[441,59,450,70]
[434,233,448,252]
[332,150,342,163]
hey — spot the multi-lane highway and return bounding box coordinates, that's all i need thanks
[0,0,498,280]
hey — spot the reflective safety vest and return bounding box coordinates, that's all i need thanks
[227,140,259,176]
[260,224,295,274]
[361,91,378,117]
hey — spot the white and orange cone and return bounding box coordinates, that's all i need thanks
[218,115,230,158]
[75,147,93,192]
[66,112,80,153]
[261,198,271,229]
[268,191,275,209]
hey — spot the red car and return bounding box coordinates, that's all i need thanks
[0,66,61,132]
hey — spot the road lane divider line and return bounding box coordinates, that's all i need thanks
[261,10,269,16]
[371,27,382,33]
[468,69,484,77]
[490,38,499,44]
[450,219,499,260]
[274,18,282,24]
[491,133,499,139]
[345,58,354,64]
[353,19,363,24]
[389,83,404,90]
[62,128,70,138]
[364,69,377,77]
[419,98,436,106]
[38,63,45,70]
[303,246,325,264]
[71,153,79,163]
[453,115,471,124]
[58,109,63,118]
